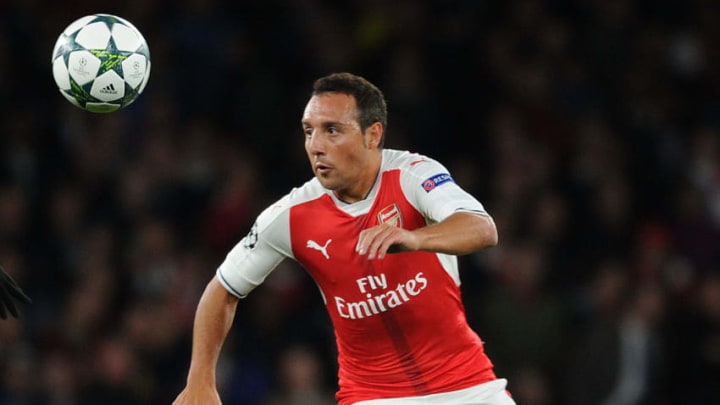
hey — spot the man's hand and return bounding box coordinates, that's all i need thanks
[172,384,222,405]
[356,223,421,260]
[356,213,498,260]
[0,266,31,320]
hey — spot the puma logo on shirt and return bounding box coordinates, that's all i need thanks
[307,239,332,259]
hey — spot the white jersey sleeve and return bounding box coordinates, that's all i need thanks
[216,193,294,298]
[398,154,488,224]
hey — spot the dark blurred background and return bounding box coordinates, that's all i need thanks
[1,0,719,404]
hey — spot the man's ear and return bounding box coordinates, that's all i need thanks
[366,122,384,149]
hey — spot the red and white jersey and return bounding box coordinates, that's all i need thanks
[218,149,497,404]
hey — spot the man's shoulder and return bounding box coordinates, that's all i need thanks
[287,177,327,205]
[381,149,449,182]
[256,178,326,225]
[381,149,422,170]
[274,178,330,211]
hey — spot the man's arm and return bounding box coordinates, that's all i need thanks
[356,211,498,260]
[173,276,239,405]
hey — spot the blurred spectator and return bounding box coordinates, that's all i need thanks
[39,349,81,405]
[481,241,567,403]
[261,345,335,405]
[667,273,720,404]
[566,267,666,405]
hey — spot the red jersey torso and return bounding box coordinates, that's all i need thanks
[289,169,495,404]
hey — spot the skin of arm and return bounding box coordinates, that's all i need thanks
[173,276,239,405]
[356,211,498,260]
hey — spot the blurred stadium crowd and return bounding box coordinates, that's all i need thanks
[1,0,719,404]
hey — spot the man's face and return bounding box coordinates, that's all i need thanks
[302,92,379,203]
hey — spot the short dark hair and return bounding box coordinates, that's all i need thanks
[312,72,387,147]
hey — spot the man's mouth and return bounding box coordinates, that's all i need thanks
[315,163,332,174]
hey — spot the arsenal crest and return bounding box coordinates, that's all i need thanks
[377,203,403,228]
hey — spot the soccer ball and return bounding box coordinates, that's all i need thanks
[51,14,151,113]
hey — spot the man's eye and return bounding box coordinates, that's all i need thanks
[304,128,313,136]
[328,127,339,134]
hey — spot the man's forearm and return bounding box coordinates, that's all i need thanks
[416,212,498,255]
[186,276,239,386]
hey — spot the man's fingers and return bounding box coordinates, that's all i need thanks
[357,224,414,259]
[364,226,399,260]
[371,229,397,259]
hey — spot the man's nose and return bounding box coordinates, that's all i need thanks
[306,133,325,154]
